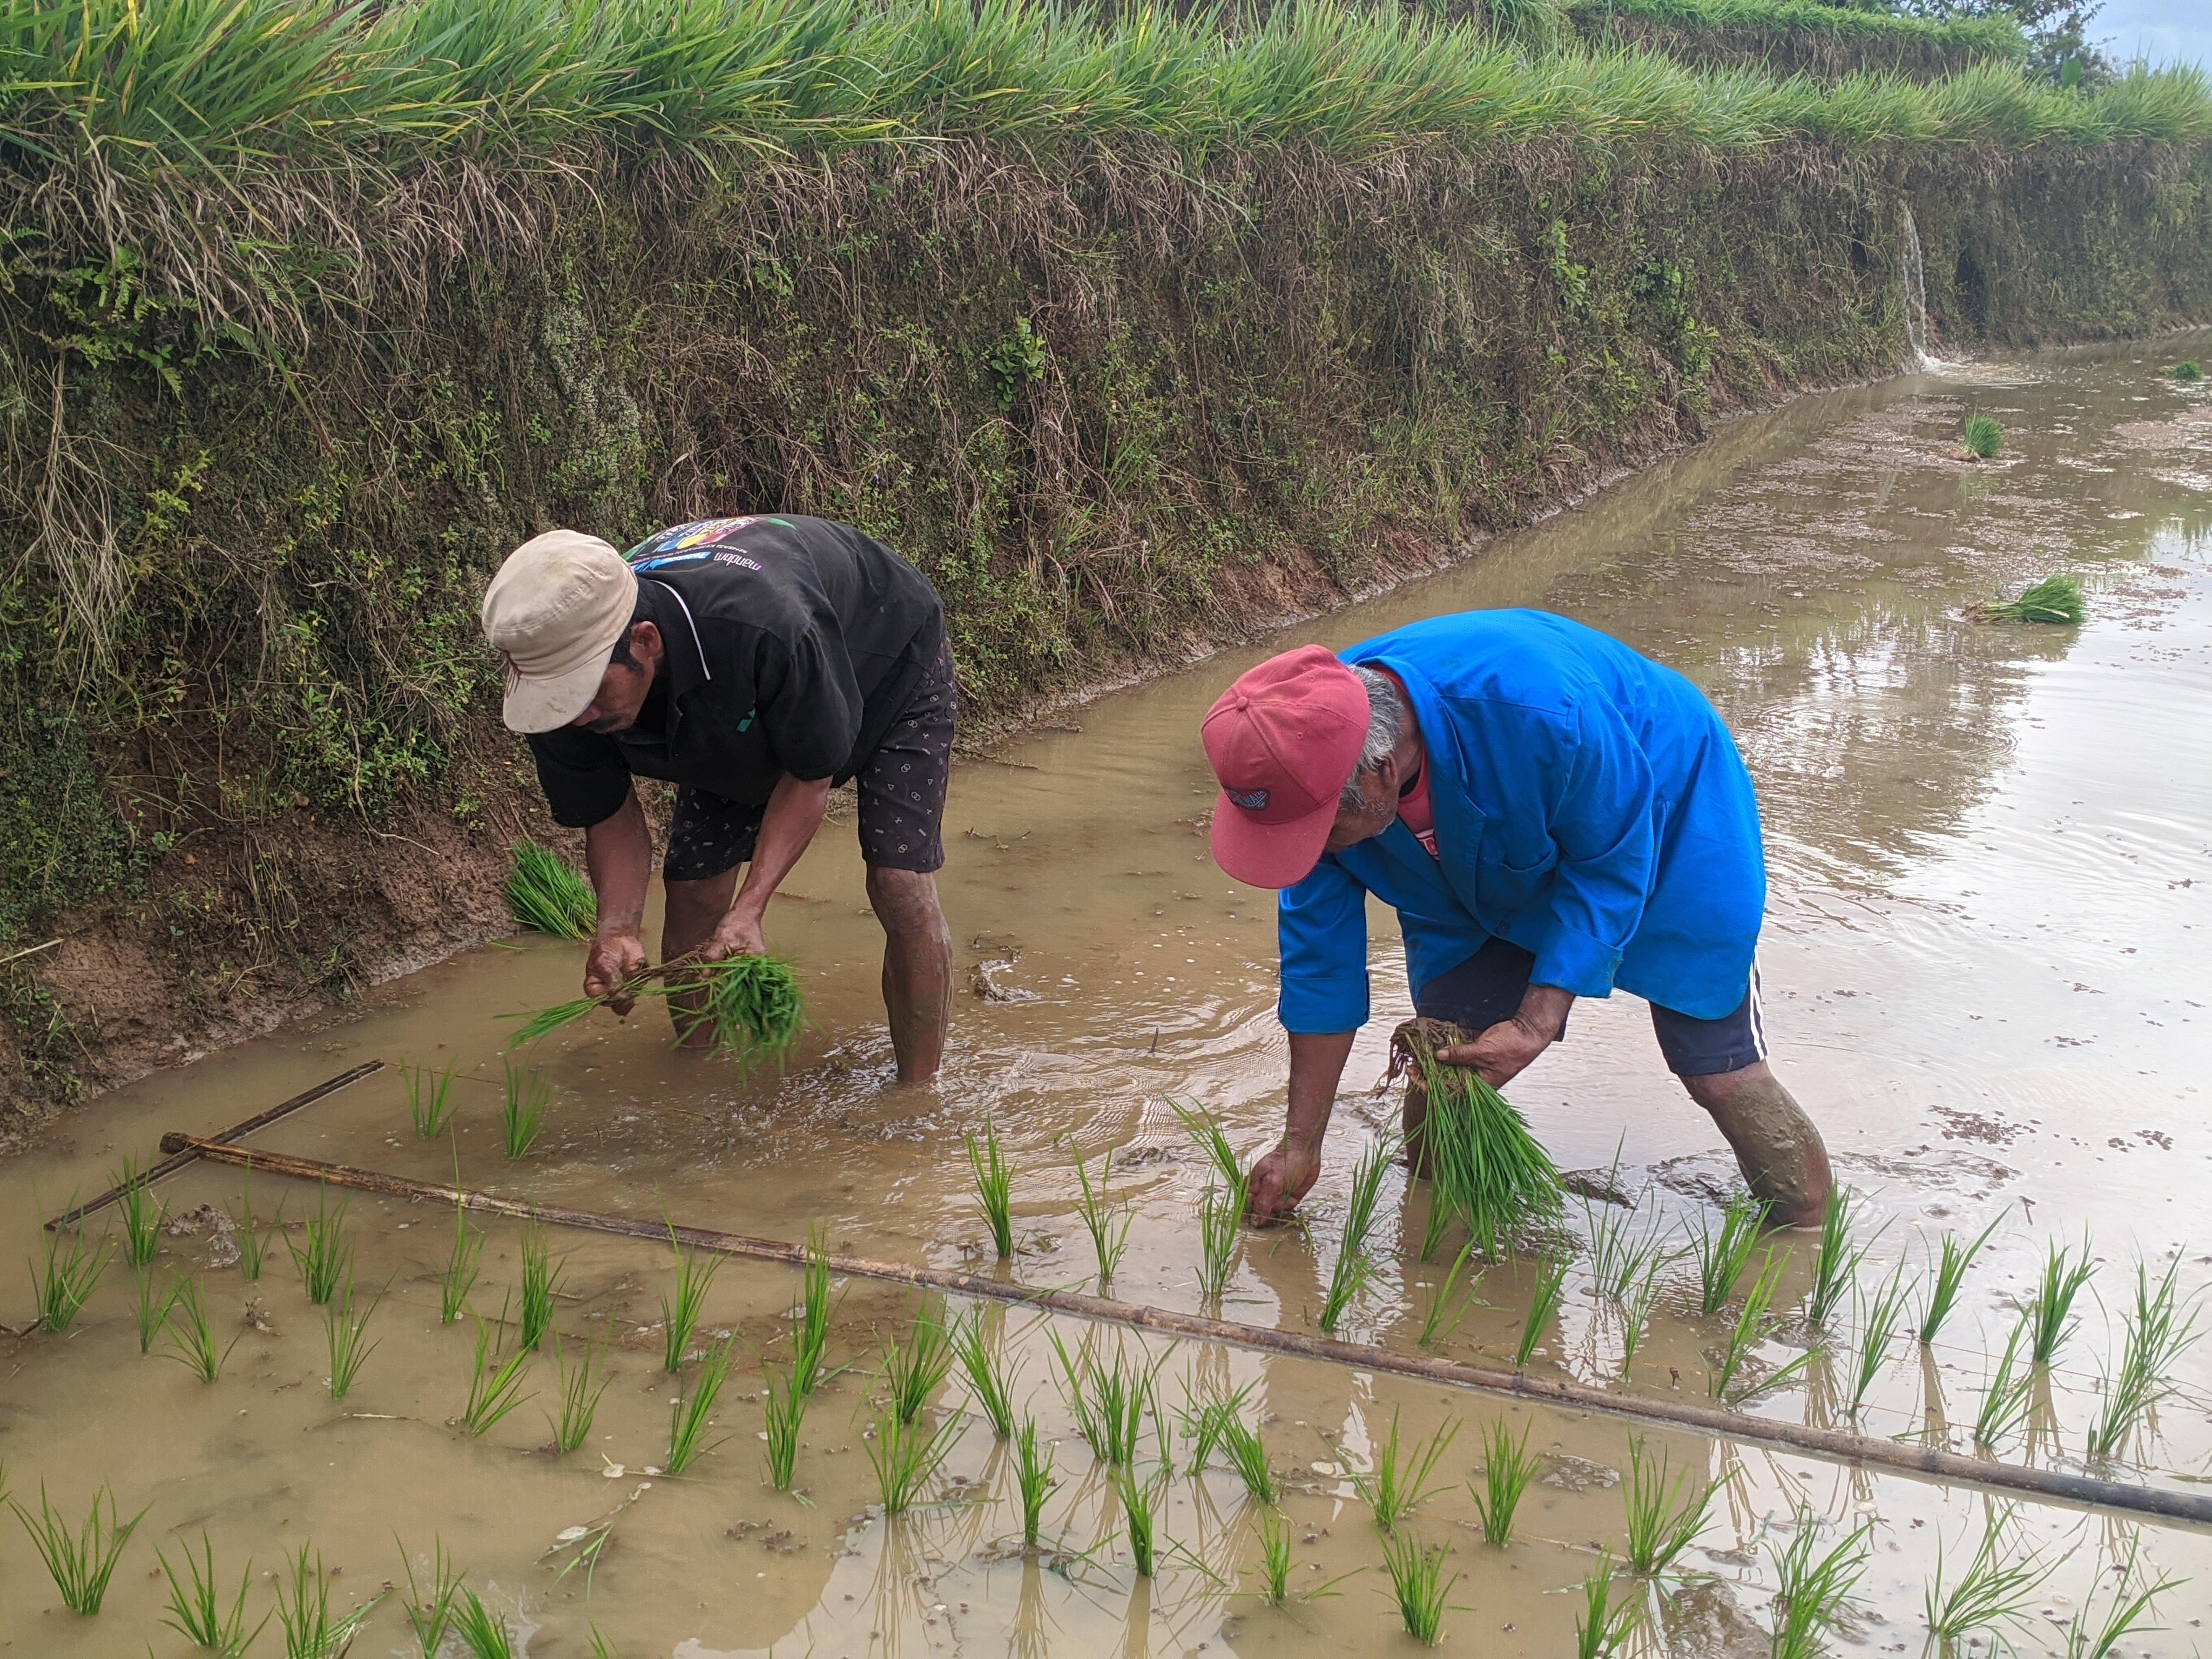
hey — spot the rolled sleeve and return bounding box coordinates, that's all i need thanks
[1277,856,1372,1033]
[1532,697,1656,996]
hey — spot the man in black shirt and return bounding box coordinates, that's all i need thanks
[480,517,956,1081]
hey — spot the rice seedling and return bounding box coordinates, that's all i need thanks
[1574,1552,1643,1658]
[1180,1375,1251,1474]
[1806,1186,1884,1328]
[228,1178,275,1284]
[866,1410,957,1512]
[549,1334,612,1454]
[1710,1249,1820,1408]
[1069,1141,1132,1286]
[2171,360,2205,381]
[1981,573,2086,625]
[500,1060,552,1160]
[1618,1256,1664,1374]
[1118,1468,1166,1576]
[1379,1529,1458,1645]
[1583,1190,1671,1304]
[453,1586,518,1658]
[134,1266,180,1355]
[2062,1539,2181,1659]
[882,1302,956,1425]
[2026,1233,2096,1366]
[660,1219,723,1372]
[440,1196,484,1325]
[1219,1410,1278,1504]
[1918,1216,2002,1344]
[275,1548,376,1659]
[792,1224,837,1397]
[1321,1133,1398,1333]
[1846,1260,1914,1421]
[1173,1100,1249,1192]
[1395,1020,1562,1255]
[1351,1409,1457,1535]
[967,1117,1015,1259]
[2086,1256,2201,1465]
[32,1208,111,1333]
[461,1307,536,1437]
[1417,1235,1482,1350]
[400,1536,463,1656]
[164,1274,242,1383]
[1468,1416,1539,1547]
[1015,1415,1055,1545]
[1514,1256,1569,1368]
[1924,1506,2054,1653]
[950,1307,1016,1438]
[1197,1178,1246,1301]
[591,1624,617,1659]
[287,1184,351,1306]
[114,1156,167,1267]
[1963,413,2004,458]
[666,1338,734,1475]
[1622,1435,1719,1577]
[1050,1332,1156,1464]
[1766,1510,1871,1659]
[325,1274,381,1401]
[158,1532,266,1655]
[1253,1507,1293,1605]
[12,1482,147,1614]
[504,841,596,939]
[402,1057,459,1139]
[1970,1316,2035,1452]
[518,1222,565,1350]
[1688,1193,1766,1315]
[763,1366,805,1489]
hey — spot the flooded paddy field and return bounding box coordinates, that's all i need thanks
[5,335,2212,1656]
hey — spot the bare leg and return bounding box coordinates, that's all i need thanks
[1680,1060,1833,1226]
[867,866,952,1083]
[662,869,741,1049]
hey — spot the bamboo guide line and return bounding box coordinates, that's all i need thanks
[140,1131,2212,1529]
[44,1060,383,1231]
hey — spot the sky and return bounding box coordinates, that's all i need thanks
[2093,0,2211,68]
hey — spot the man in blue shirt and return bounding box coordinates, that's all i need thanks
[1201,611,1833,1226]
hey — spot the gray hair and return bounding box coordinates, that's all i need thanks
[1341,664,1403,808]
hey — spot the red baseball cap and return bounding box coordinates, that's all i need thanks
[1202,644,1368,888]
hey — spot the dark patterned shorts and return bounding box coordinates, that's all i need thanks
[663,641,956,882]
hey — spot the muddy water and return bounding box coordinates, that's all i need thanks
[6,338,2212,1656]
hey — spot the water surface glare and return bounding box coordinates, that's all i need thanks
[5,337,2212,1655]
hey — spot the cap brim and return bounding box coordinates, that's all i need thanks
[1209,789,1337,889]
[502,657,609,735]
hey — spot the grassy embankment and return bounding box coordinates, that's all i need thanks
[2,0,2210,1112]
[1566,0,2028,80]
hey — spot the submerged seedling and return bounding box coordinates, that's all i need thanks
[1918,1216,2002,1345]
[1514,1256,1569,1368]
[1069,1141,1132,1286]
[403,1058,459,1139]
[549,1333,611,1454]
[2026,1233,2096,1366]
[950,1307,1016,1438]
[113,1156,167,1267]
[1468,1415,1539,1547]
[967,1117,1015,1259]
[1622,1435,1719,1577]
[1688,1193,1766,1315]
[1380,1528,1457,1645]
[12,1481,147,1614]
[287,1183,351,1306]
[500,1060,551,1160]
[666,1339,733,1475]
[1321,1133,1398,1333]
[1015,1415,1054,1545]
[1351,1408,1457,1534]
[158,1531,266,1655]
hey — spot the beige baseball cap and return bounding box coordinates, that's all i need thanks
[481,530,639,733]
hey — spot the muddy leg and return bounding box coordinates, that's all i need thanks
[1680,1060,1832,1226]
[867,866,952,1083]
[661,870,743,1048]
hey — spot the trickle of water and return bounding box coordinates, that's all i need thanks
[1899,200,1947,372]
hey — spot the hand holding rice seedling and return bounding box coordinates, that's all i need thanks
[504,949,805,1069]
[1392,1019,1562,1256]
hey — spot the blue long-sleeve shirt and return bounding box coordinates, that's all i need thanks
[1277,611,1766,1031]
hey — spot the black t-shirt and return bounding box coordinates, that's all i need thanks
[527,515,945,827]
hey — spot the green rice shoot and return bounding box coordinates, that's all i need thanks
[133,1267,179,1355]
[966,1118,1015,1259]
[518,1223,565,1350]
[1918,1215,2002,1344]
[791,1224,837,1397]
[1924,1505,2054,1649]
[1218,1409,1277,1505]
[1710,1248,1819,1407]
[276,1549,378,1659]
[1468,1415,1539,1547]
[2169,361,2203,381]
[324,1274,381,1400]
[763,1367,806,1490]
[1846,1260,1914,1420]
[1396,1019,1562,1256]
[453,1587,520,1658]
[1768,1511,1872,1659]
[1254,1508,1293,1606]
[881,1303,955,1426]
[1514,1257,1569,1369]
[1971,1316,2035,1453]
[500,1062,552,1161]
[403,1059,459,1140]
[163,1274,241,1384]
[2063,1539,2181,1659]
[113,1156,167,1267]
[2026,1232,2096,1365]
[158,1532,265,1656]
[1418,1235,1483,1350]
[950,1307,1016,1439]
[1621,1435,1718,1577]
[288,1183,351,1305]
[1320,1132,1399,1333]
[549,1335,612,1455]
[1981,573,2086,625]
[660,1219,722,1373]
[1574,1552,1643,1658]
[14,1481,149,1614]
[1069,1142,1132,1287]
[665,1339,733,1475]
[1350,1408,1457,1534]
[1963,413,2004,459]
[400,1537,463,1658]
[1808,1185,1884,1328]
[1050,1333,1156,1465]
[440,1195,484,1325]
[31,1190,111,1333]
[228,1176,275,1284]
[2085,1256,2201,1465]
[461,1304,535,1437]
[866,1410,957,1513]
[504,953,805,1070]
[1015,1415,1055,1545]
[1380,1529,1458,1646]
[504,842,596,939]
[1118,1468,1164,1577]
[1688,1192,1766,1315]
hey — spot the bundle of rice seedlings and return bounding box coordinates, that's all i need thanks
[1978,574,2085,625]
[1962,414,2004,459]
[2169,361,2204,382]
[504,952,805,1069]
[1392,1019,1562,1255]
[503,843,596,939]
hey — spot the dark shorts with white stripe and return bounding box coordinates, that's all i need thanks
[1412,936,1766,1078]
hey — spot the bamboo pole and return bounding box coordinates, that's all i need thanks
[150,1132,2212,1528]
[44,1061,383,1231]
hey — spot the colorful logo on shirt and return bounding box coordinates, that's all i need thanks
[1228,788,1270,811]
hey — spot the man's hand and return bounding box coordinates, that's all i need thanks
[585,928,649,1014]
[1245,1137,1323,1224]
[700,905,767,963]
[1433,983,1573,1088]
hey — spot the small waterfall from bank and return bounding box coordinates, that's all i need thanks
[1899,202,1947,372]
